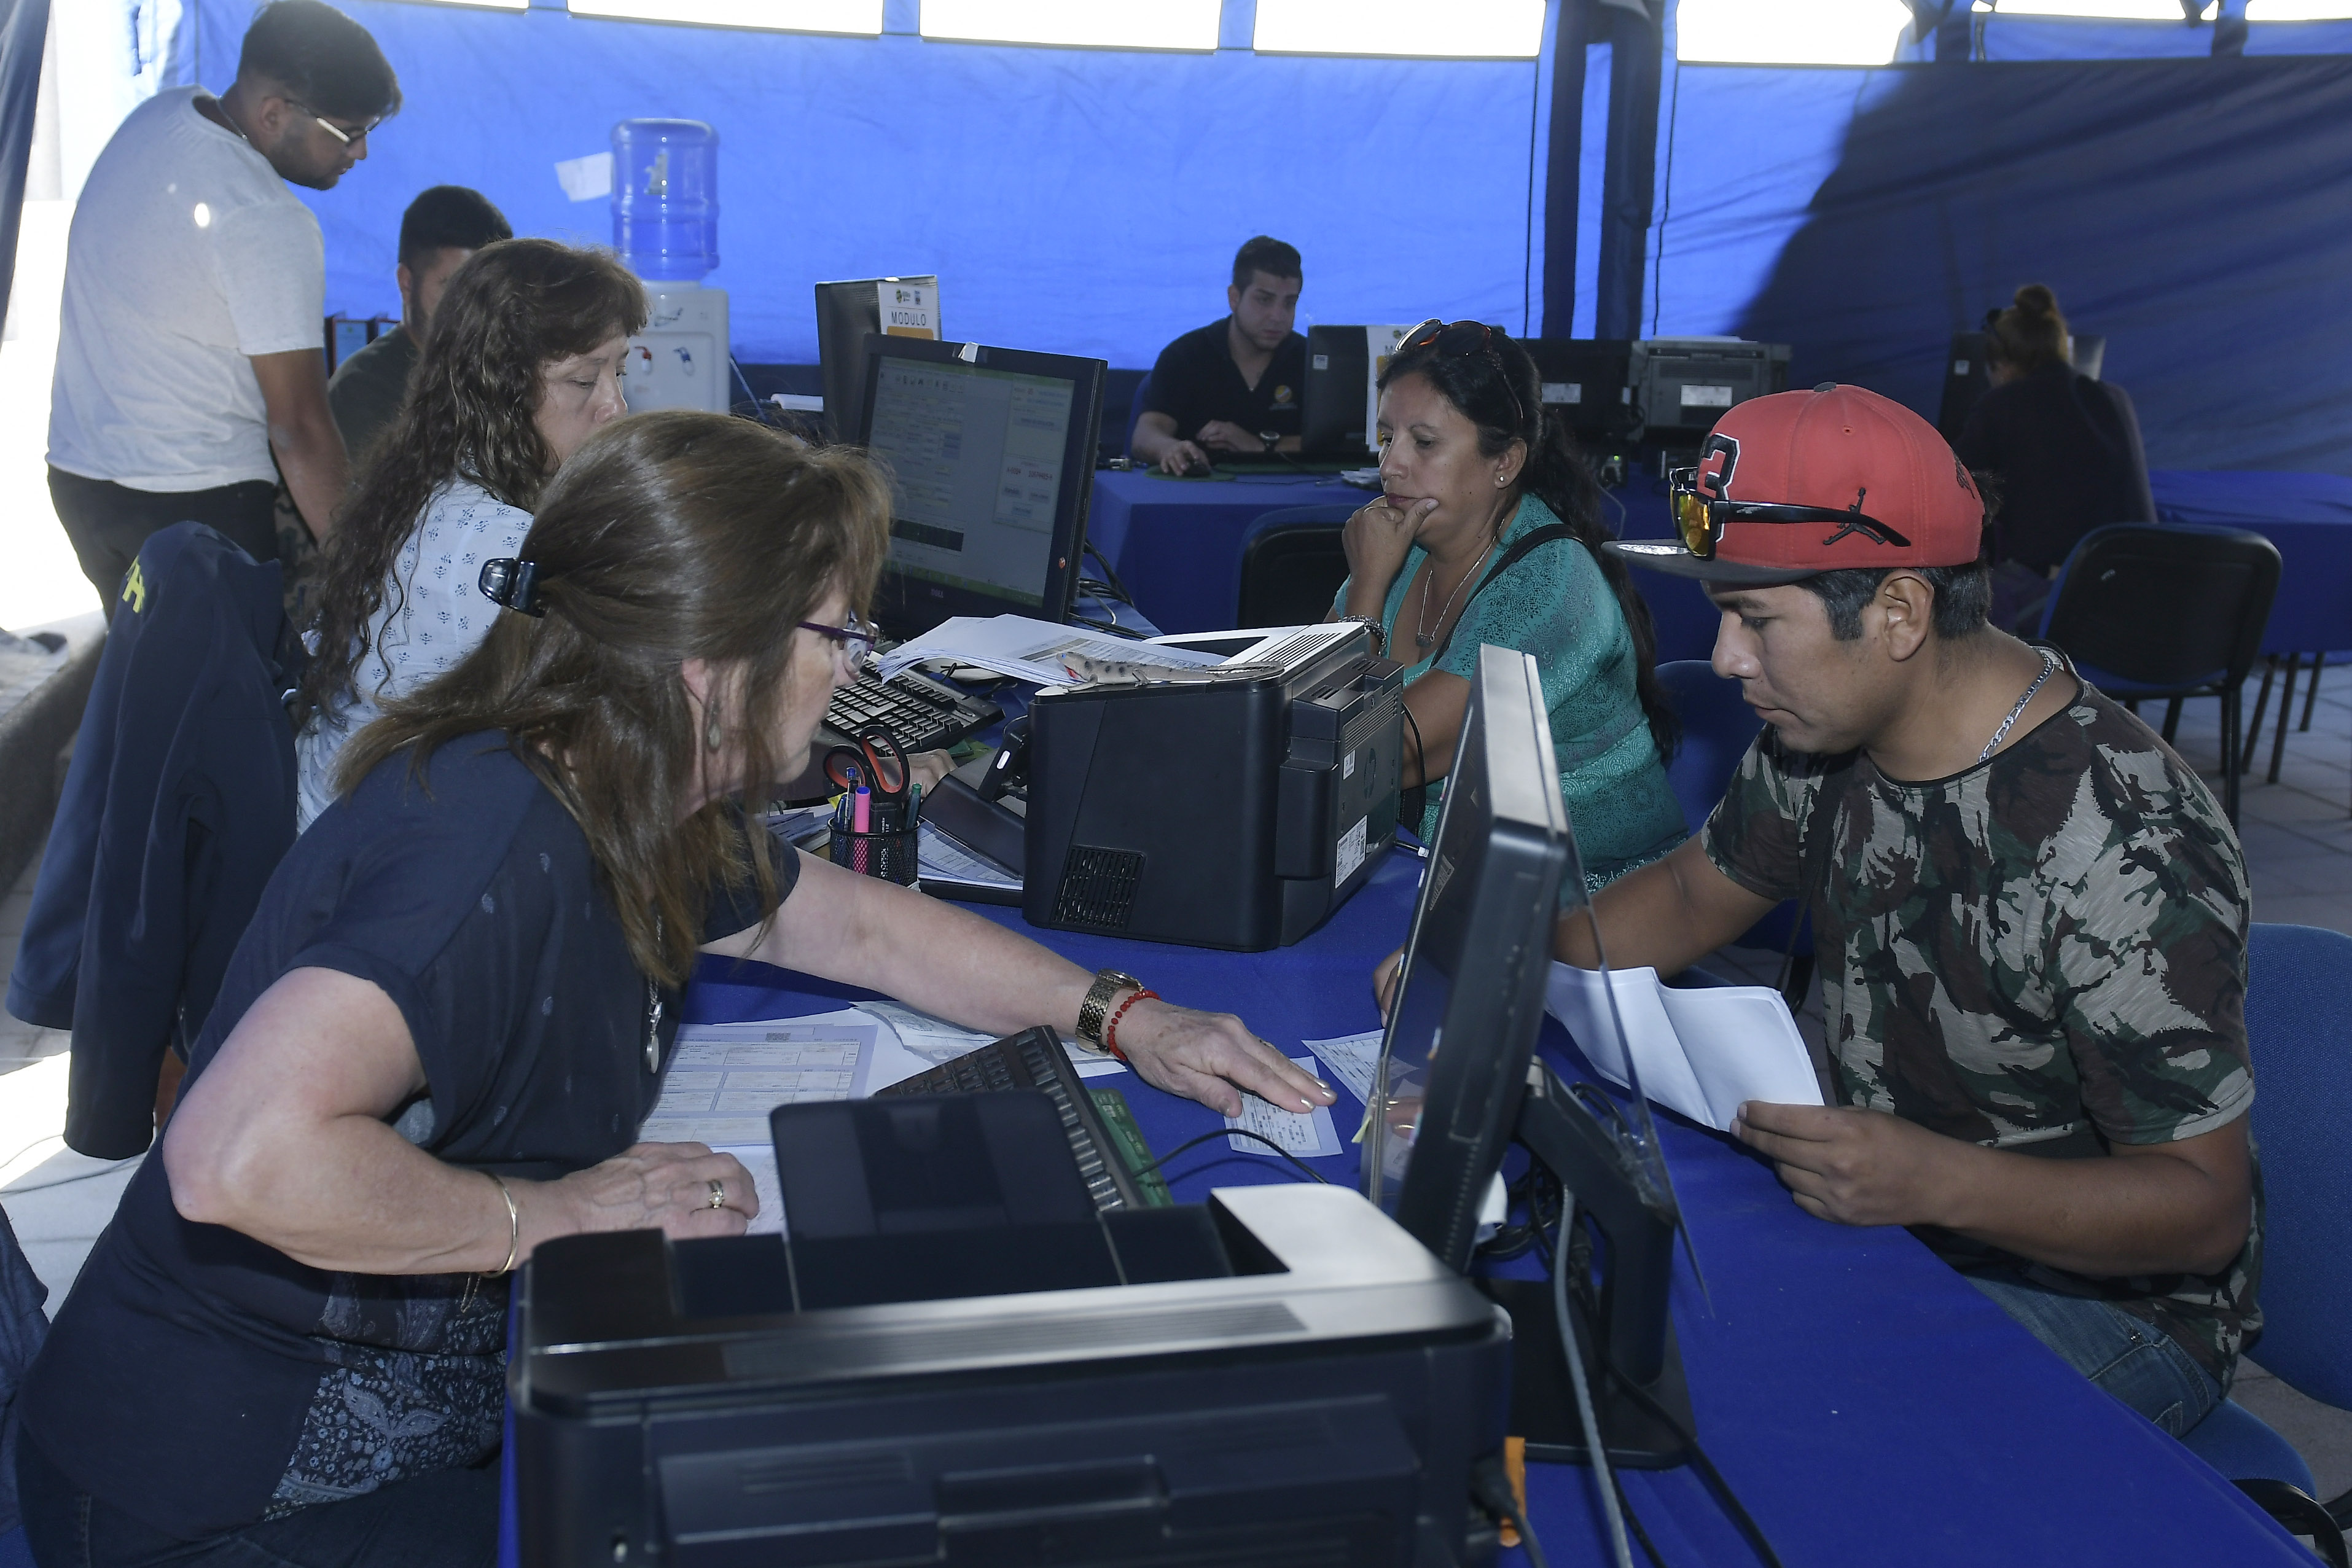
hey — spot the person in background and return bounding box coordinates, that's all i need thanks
[1955,283,2154,624]
[294,239,643,830]
[328,185,514,462]
[1557,383,2254,1436]
[1133,236,1307,475]
[17,413,1333,1567]
[1327,320,1686,890]
[46,0,397,614]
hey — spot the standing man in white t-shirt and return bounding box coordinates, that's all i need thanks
[47,0,399,617]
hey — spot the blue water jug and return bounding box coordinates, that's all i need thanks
[611,119,718,283]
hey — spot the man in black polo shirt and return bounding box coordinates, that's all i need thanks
[1134,235,1307,474]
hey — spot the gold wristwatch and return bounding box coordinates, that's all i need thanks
[1074,969,1144,1055]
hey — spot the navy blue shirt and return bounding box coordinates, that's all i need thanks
[1143,318,1307,444]
[22,734,791,1539]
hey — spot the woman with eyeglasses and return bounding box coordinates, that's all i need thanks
[292,238,646,830]
[1326,321,1685,889]
[19,412,1332,1567]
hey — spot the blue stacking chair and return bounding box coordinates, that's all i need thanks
[2179,922,2352,1564]
[2224,520,2352,793]
[2038,524,2279,825]
[1655,661,1811,996]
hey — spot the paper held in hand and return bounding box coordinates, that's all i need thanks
[1544,962,1823,1133]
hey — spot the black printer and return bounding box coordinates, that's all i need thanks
[1022,623,1403,950]
[512,1181,1509,1567]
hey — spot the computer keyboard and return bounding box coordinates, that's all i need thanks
[875,1026,1143,1213]
[824,665,1003,754]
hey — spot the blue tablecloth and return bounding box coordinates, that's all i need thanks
[501,854,2303,1567]
[1088,467,1370,633]
[2152,469,2352,528]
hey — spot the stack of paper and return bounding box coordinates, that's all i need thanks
[1544,963,1823,1133]
[875,614,1222,687]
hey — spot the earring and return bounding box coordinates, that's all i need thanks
[705,708,723,751]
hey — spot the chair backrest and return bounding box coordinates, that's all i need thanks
[1237,505,1356,628]
[2241,922,2352,1410]
[1123,368,1155,460]
[2040,523,2279,690]
[1656,660,1761,835]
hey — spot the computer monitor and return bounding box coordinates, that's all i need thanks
[1523,338,1635,446]
[816,276,939,444]
[1365,645,1574,1272]
[1300,323,1419,459]
[856,335,1107,639]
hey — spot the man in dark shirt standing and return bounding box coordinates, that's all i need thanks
[327,185,511,462]
[1134,235,1307,475]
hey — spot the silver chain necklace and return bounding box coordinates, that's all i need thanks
[1415,534,1498,650]
[1979,649,2061,764]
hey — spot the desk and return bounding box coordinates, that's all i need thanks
[1087,467,1369,633]
[501,854,2303,1567]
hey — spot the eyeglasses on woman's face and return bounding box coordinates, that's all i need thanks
[797,612,878,671]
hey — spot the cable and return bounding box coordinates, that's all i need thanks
[1082,540,1138,606]
[1470,1455,1549,1568]
[1402,704,1427,781]
[1601,1349,1787,1568]
[1131,1127,1330,1187]
[1612,1472,1671,1568]
[1553,1201,1636,1568]
[1069,613,1147,642]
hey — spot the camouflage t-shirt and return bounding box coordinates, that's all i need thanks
[1701,673,2259,1384]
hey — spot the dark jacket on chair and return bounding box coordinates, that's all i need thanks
[5,524,298,1160]
[1956,360,2157,574]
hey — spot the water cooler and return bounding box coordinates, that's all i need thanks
[612,119,729,415]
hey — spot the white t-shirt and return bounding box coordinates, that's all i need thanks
[295,478,533,829]
[49,87,324,493]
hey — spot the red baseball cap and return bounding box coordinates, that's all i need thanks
[1608,383,1987,587]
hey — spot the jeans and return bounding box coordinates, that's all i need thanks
[1967,1269,2224,1437]
[46,468,280,620]
[16,1435,498,1568]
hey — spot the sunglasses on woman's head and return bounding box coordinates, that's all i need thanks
[1399,319,1526,431]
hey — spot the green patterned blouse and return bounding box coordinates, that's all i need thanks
[1333,493,1687,884]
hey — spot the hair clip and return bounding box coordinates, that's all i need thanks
[479,558,547,617]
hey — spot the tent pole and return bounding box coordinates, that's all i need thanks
[1539,0,1590,338]
[1592,0,1662,342]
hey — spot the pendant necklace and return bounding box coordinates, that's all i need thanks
[642,914,666,1073]
[1415,534,1498,650]
[1979,649,2060,764]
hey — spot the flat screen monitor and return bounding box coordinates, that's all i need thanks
[1300,324,1418,459]
[1523,339,1635,446]
[816,276,939,444]
[856,335,1106,639]
[1365,645,1574,1271]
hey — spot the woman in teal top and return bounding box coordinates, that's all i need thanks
[1328,320,1685,887]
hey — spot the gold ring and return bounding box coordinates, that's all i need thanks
[706,1179,726,1210]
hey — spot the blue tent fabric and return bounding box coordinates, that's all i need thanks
[0,1206,49,1537]
[182,1,1558,369]
[1649,57,2352,475]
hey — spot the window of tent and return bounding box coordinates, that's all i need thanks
[565,0,883,34]
[918,0,1220,50]
[1675,0,1918,66]
[1251,0,1547,58]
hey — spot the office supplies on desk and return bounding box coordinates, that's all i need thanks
[821,662,1001,754]
[1545,963,1822,1131]
[877,611,1221,688]
[1025,622,1400,950]
[876,1026,1143,1212]
[512,1182,1508,1568]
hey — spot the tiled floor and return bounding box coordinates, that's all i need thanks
[1,665,2348,1537]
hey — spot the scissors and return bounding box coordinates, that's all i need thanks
[822,724,910,801]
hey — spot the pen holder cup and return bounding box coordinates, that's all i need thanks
[829,822,919,885]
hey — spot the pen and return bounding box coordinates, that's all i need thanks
[908,782,922,821]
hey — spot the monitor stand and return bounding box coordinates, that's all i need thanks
[1478,1066,1696,1470]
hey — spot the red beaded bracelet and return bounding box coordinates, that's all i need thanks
[1101,987,1159,1064]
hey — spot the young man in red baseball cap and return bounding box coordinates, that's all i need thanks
[1579,383,2257,1432]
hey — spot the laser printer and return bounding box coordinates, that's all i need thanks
[1022,622,1403,950]
[511,1182,1509,1567]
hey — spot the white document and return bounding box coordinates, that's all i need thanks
[917,822,1018,889]
[553,151,612,202]
[876,614,1222,688]
[854,998,1127,1090]
[1225,1058,1343,1158]
[1303,1029,1384,1106]
[1544,962,1822,1133]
